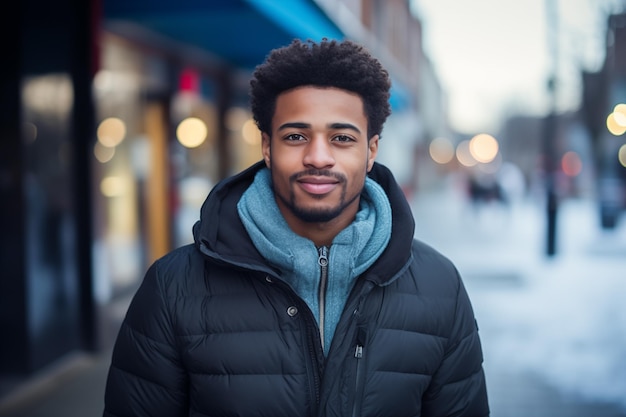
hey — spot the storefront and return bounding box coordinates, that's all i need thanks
[0,0,345,380]
[1,0,417,381]
[95,0,346,300]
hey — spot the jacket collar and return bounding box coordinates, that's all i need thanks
[193,160,415,285]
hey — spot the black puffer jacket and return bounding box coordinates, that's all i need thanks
[104,161,489,417]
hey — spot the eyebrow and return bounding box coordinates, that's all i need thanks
[277,122,361,134]
[329,122,361,134]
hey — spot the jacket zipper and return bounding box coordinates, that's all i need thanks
[351,326,367,417]
[317,246,329,352]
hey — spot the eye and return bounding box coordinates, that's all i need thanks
[332,134,355,143]
[285,133,306,142]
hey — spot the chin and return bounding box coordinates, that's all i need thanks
[292,206,341,223]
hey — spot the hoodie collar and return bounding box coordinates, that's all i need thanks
[236,167,392,278]
[193,161,415,285]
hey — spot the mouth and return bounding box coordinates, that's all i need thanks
[297,176,340,195]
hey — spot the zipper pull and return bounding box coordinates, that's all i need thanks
[318,246,329,267]
[354,326,367,358]
[354,345,363,358]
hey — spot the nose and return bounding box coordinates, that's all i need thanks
[302,136,335,169]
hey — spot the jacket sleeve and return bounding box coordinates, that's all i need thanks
[422,272,490,417]
[103,260,188,417]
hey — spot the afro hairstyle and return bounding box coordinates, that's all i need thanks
[249,38,392,140]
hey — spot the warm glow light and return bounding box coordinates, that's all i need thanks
[242,119,261,145]
[100,176,127,197]
[613,103,626,127]
[456,140,477,167]
[94,141,115,163]
[607,113,626,136]
[429,137,455,164]
[22,74,73,115]
[469,133,499,163]
[176,117,207,148]
[93,70,114,92]
[97,117,127,147]
[619,144,626,168]
[561,151,582,177]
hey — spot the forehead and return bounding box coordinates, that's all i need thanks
[273,86,367,126]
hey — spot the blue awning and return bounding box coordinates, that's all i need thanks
[103,0,411,110]
[103,0,344,69]
[243,0,343,43]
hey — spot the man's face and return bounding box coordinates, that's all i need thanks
[262,86,378,231]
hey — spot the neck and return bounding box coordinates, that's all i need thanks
[276,200,359,247]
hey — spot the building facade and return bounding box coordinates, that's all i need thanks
[0,0,443,389]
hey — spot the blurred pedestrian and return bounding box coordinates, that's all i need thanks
[103,38,489,417]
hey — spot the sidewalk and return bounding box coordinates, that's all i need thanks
[466,269,626,417]
[0,292,130,417]
[411,184,626,416]
[1,188,626,417]
[0,351,110,417]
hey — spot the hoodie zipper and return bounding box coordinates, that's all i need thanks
[317,246,329,352]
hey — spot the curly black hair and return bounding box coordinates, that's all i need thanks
[250,38,392,139]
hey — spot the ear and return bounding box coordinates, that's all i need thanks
[366,135,379,172]
[261,132,271,168]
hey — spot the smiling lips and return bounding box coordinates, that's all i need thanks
[297,176,340,195]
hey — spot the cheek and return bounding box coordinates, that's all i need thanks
[269,163,289,190]
[272,174,295,204]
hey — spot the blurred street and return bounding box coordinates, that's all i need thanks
[1,182,626,417]
[412,177,626,416]
[3,0,626,416]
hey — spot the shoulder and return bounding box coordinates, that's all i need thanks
[147,244,206,295]
[399,238,463,297]
[147,243,261,297]
[153,243,201,272]
[410,239,457,272]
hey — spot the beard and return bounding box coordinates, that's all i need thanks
[273,168,363,223]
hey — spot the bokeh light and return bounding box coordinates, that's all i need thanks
[94,141,115,163]
[97,117,127,147]
[429,137,455,164]
[469,133,499,163]
[613,103,626,126]
[456,140,477,167]
[561,151,582,177]
[242,119,261,145]
[176,117,207,148]
[100,176,127,197]
[619,144,626,168]
[606,112,626,136]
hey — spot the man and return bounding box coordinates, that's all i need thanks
[104,38,489,417]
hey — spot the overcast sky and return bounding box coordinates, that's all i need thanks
[410,0,625,134]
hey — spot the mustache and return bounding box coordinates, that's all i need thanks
[290,169,347,183]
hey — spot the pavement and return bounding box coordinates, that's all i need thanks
[0,351,110,417]
[411,182,626,417]
[1,185,626,417]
